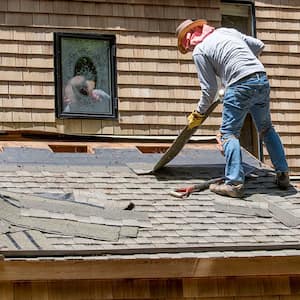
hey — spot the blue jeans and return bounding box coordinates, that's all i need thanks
[220,72,288,185]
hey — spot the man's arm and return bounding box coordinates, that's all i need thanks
[193,53,218,114]
[241,33,265,57]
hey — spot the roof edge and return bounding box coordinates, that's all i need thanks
[1,253,300,281]
[2,243,300,259]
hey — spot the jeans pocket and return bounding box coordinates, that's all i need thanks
[226,84,252,111]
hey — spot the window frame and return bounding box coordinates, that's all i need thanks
[221,0,256,36]
[54,32,118,119]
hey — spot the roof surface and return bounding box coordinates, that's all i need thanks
[0,144,299,259]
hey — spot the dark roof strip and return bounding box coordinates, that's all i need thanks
[2,243,300,259]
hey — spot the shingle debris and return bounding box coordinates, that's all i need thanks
[0,190,151,242]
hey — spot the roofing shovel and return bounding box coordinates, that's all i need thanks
[152,89,224,173]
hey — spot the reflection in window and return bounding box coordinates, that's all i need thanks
[63,56,110,114]
[74,56,98,83]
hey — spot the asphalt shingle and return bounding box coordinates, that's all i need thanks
[0,146,298,256]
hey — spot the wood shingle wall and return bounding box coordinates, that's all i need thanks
[1,276,300,299]
[0,0,220,137]
[255,0,300,174]
[0,0,300,174]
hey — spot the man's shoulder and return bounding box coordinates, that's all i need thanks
[216,27,240,35]
[192,27,241,56]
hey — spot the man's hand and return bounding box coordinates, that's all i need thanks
[187,110,206,129]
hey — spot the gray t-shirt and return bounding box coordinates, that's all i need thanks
[192,27,265,113]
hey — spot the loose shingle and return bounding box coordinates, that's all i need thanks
[268,197,300,227]
[120,226,139,238]
[0,234,19,250]
[25,230,54,250]
[0,191,150,223]
[0,220,11,234]
[214,197,271,218]
[0,192,119,241]
[9,231,38,250]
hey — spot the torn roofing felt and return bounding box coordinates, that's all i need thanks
[0,146,299,253]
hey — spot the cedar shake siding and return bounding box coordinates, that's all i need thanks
[0,0,300,174]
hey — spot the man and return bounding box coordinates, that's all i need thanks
[176,19,289,198]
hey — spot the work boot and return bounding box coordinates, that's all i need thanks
[209,182,244,198]
[276,172,290,189]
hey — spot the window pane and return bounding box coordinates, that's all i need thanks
[221,3,252,35]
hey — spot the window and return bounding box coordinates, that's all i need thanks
[54,33,117,119]
[221,1,255,35]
